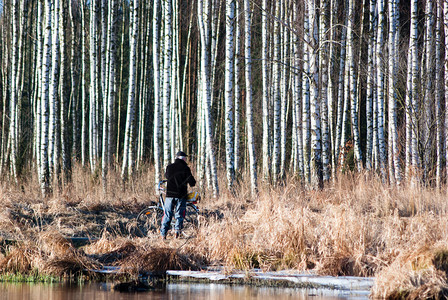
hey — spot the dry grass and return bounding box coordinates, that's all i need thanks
[1,167,448,295]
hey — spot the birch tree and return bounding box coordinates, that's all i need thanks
[121,0,138,181]
[89,0,99,173]
[153,0,162,187]
[308,0,323,188]
[163,0,172,167]
[40,0,52,196]
[319,0,330,180]
[198,0,219,197]
[272,0,281,183]
[347,0,362,171]
[244,0,257,194]
[388,0,400,183]
[9,0,19,181]
[261,0,270,180]
[423,0,434,183]
[49,0,59,180]
[102,0,118,190]
[224,0,235,189]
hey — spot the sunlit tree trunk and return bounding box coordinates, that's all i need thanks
[69,1,79,163]
[444,0,448,186]
[102,0,118,190]
[9,0,19,181]
[81,0,88,167]
[89,0,99,173]
[198,0,219,197]
[40,0,52,196]
[59,0,70,183]
[234,0,241,174]
[279,0,289,179]
[244,0,257,195]
[224,0,235,190]
[388,0,400,183]
[376,0,387,179]
[347,0,362,171]
[435,2,442,188]
[49,0,60,180]
[121,0,139,181]
[272,0,281,183]
[292,1,302,176]
[162,0,172,167]
[335,20,347,165]
[320,0,330,180]
[423,0,434,183]
[302,5,311,183]
[308,0,323,188]
[410,0,419,179]
[261,0,270,180]
[366,0,377,170]
[153,0,162,187]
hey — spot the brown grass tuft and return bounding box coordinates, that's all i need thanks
[0,244,36,274]
[119,247,202,276]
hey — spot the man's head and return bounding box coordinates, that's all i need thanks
[176,151,188,161]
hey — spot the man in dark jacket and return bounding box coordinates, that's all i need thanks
[161,151,196,239]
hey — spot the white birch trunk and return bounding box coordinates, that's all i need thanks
[163,0,172,167]
[302,6,311,183]
[308,0,323,188]
[49,0,60,180]
[89,0,99,173]
[153,0,162,187]
[348,0,362,171]
[59,0,69,181]
[81,0,88,167]
[272,0,281,182]
[244,0,257,194]
[279,0,288,179]
[224,0,235,189]
[388,0,400,183]
[293,1,303,176]
[198,0,219,197]
[366,0,377,170]
[261,0,270,180]
[435,2,442,188]
[9,0,19,180]
[234,0,241,173]
[35,0,44,178]
[121,0,139,181]
[335,22,347,165]
[444,0,448,185]
[102,0,117,189]
[423,0,434,183]
[376,0,387,178]
[410,0,419,176]
[320,0,330,180]
[40,0,52,196]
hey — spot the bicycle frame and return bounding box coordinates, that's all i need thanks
[156,180,199,215]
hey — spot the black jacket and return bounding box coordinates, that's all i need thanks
[165,158,196,198]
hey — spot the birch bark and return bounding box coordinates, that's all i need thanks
[244,0,257,194]
[224,0,235,189]
[198,0,219,197]
[121,0,139,181]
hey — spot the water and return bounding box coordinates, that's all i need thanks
[0,282,370,300]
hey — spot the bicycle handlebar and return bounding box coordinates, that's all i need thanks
[157,180,167,192]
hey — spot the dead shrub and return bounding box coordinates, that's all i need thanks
[119,247,203,276]
[0,245,36,274]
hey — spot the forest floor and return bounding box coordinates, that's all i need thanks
[1,168,448,298]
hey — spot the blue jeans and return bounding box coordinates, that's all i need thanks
[160,197,186,237]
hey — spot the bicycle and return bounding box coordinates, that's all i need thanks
[134,180,200,238]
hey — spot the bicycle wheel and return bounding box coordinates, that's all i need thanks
[136,206,163,237]
[181,204,199,238]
